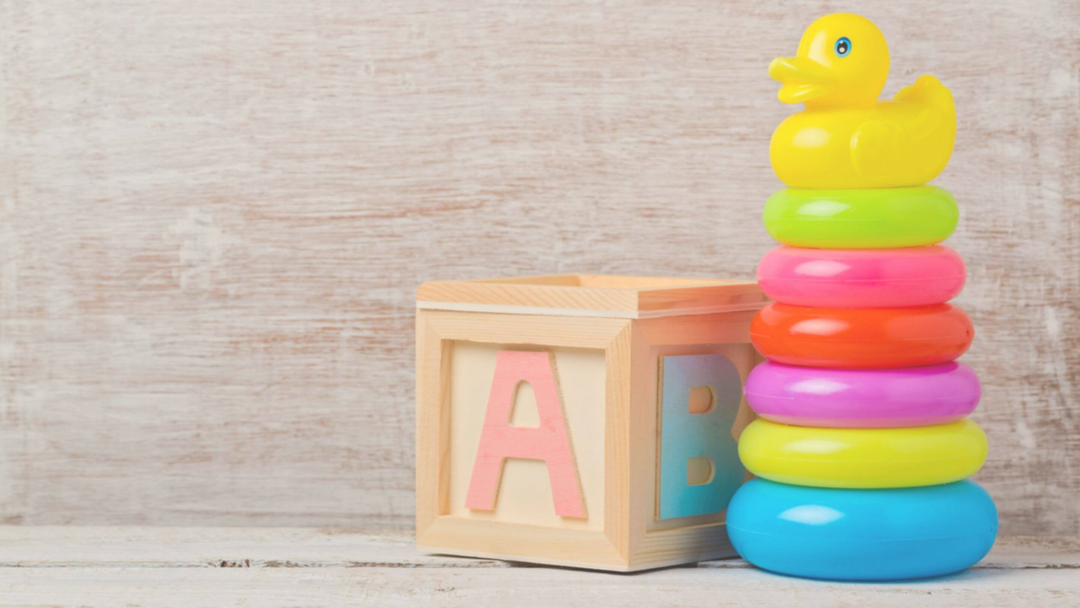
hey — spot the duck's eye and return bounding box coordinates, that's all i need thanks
[834,37,851,57]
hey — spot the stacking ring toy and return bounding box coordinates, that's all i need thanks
[745,362,981,428]
[763,187,959,249]
[757,246,966,308]
[727,479,998,581]
[738,418,988,488]
[750,303,974,368]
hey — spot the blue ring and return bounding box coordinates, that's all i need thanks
[727,479,998,581]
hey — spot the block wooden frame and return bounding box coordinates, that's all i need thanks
[416,275,765,571]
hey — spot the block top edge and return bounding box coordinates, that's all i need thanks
[417,274,764,319]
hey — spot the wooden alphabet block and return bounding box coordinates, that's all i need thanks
[416,275,765,571]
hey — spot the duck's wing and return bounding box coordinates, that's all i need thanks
[893,75,955,142]
[895,75,955,115]
[850,75,956,180]
[849,119,905,180]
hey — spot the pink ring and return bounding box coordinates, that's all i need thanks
[758,246,966,308]
[745,361,981,428]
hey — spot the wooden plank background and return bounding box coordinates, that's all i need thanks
[0,1,1076,534]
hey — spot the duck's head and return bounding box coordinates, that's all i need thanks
[769,13,889,108]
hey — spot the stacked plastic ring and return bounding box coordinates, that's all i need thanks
[726,186,999,581]
[726,31,1001,575]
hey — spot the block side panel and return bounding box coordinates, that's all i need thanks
[646,342,758,532]
[658,353,745,520]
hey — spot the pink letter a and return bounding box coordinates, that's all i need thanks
[465,351,586,518]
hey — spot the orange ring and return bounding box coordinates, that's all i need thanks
[750,304,974,368]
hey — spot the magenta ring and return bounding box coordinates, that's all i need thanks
[745,361,981,428]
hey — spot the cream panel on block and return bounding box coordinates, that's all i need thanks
[448,343,606,531]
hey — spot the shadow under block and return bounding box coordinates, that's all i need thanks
[416,275,765,571]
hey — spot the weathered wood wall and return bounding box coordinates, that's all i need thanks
[0,1,1076,534]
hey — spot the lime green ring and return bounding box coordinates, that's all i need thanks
[764,187,959,249]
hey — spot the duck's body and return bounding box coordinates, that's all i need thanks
[769,14,955,189]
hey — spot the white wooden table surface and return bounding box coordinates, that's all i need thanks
[0,528,1074,607]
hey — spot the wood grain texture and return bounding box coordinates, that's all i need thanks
[0,1,1077,533]
[0,528,1076,607]
[418,274,764,318]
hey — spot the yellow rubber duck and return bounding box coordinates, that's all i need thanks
[769,13,955,189]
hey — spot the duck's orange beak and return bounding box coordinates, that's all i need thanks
[769,56,835,104]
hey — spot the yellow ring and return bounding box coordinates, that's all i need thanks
[739,418,987,489]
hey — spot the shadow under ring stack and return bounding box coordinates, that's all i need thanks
[725,13,998,582]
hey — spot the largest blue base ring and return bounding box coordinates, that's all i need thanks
[727,479,998,581]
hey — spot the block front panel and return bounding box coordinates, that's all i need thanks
[448,342,607,531]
